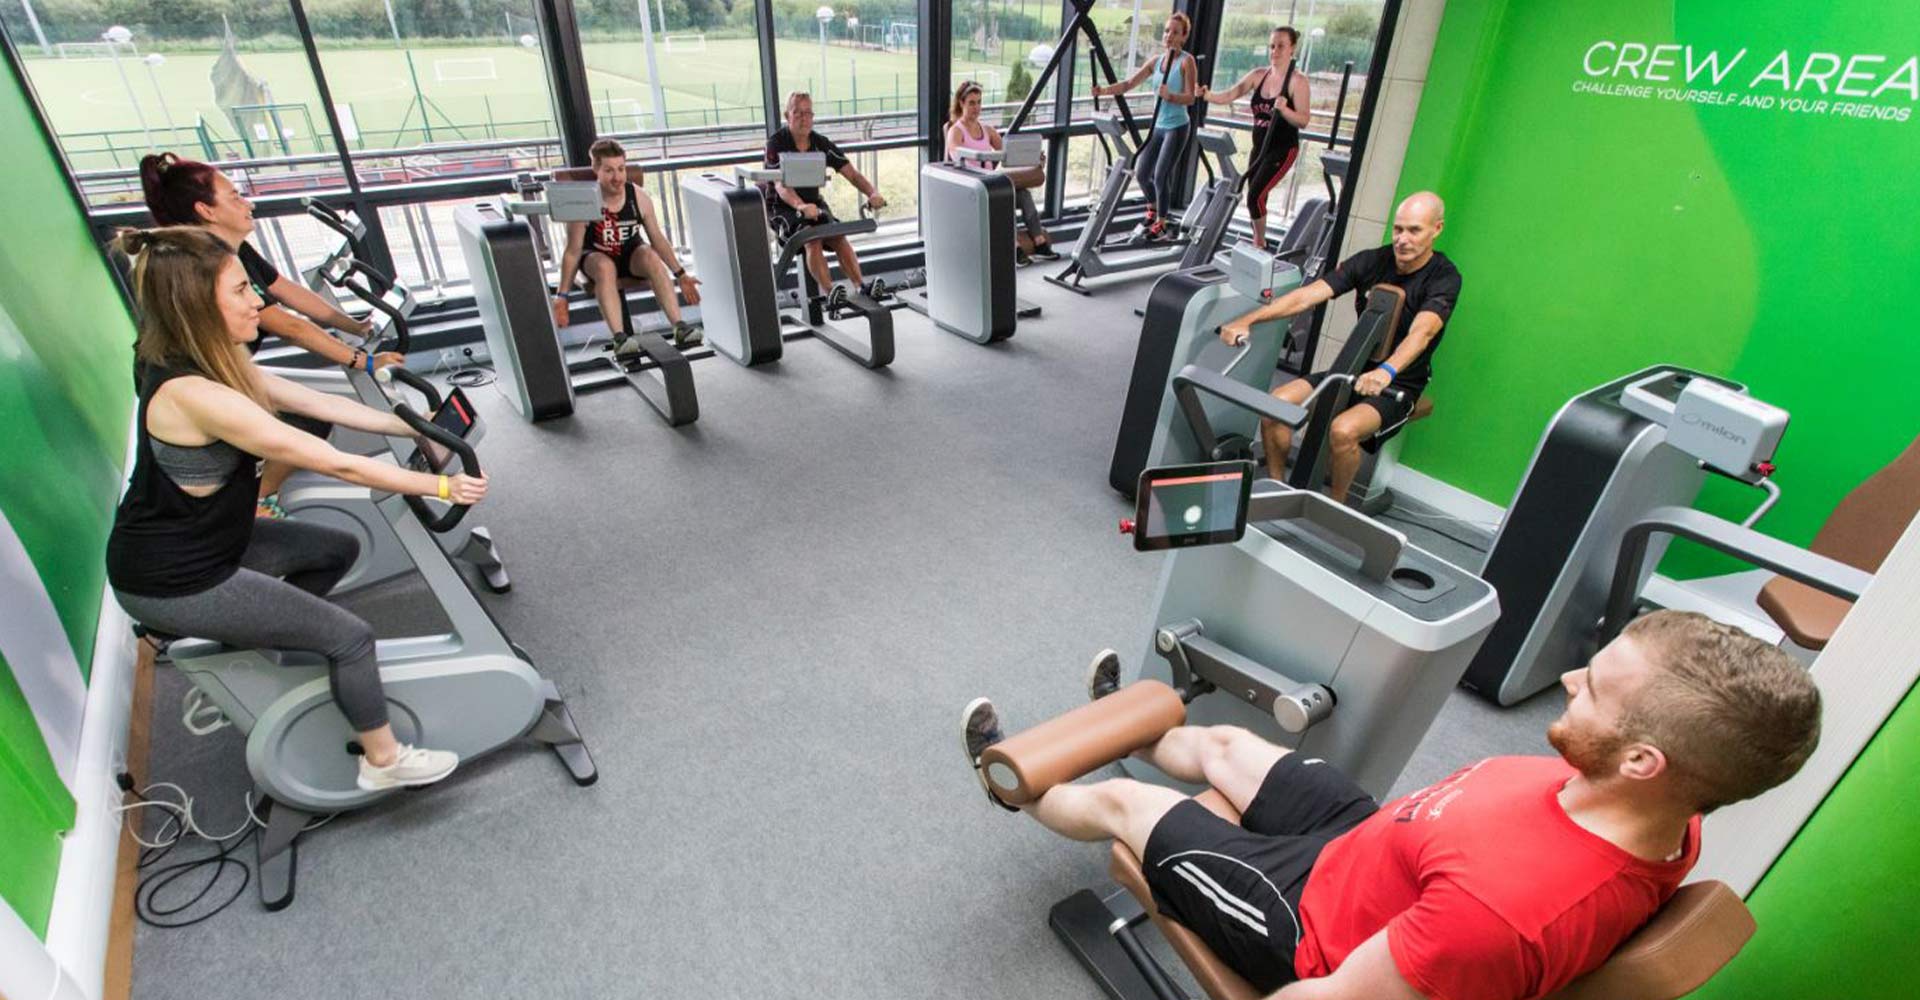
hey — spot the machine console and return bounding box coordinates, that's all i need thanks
[1225,245,1298,302]
[1001,133,1044,169]
[543,181,604,223]
[411,387,480,473]
[1621,370,1788,483]
[1124,461,1254,551]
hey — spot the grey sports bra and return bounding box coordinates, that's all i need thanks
[150,436,249,490]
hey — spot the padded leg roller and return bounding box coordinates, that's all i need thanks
[979,682,1187,806]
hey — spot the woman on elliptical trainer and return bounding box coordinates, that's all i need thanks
[946,80,1058,266]
[141,152,401,517]
[1090,13,1197,241]
[1200,26,1311,251]
[764,92,889,311]
[106,227,485,792]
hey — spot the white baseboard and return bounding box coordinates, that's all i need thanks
[40,590,137,1000]
[1389,464,1507,530]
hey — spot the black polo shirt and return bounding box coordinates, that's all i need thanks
[1324,246,1462,392]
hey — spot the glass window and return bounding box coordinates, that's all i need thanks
[1083,0,1176,120]
[1,0,344,206]
[307,0,564,186]
[576,0,768,155]
[770,0,918,132]
[948,0,1063,133]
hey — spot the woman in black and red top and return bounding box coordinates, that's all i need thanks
[1201,27,1313,251]
[140,153,401,515]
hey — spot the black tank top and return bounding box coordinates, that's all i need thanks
[1249,66,1301,157]
[588,183,646,257]
[106,365,262,597]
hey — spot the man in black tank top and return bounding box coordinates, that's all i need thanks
[554,138,704,356]
[1219,191,1461,503]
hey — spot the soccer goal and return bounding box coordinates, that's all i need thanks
[662,34,706,54]
[56,39,137,60]
[433,57,498,82]
[860,25,884,50]
[884,21,918,53]
[592,98,648,133]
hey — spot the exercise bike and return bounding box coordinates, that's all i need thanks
[282,199,511,594]
[146,377,596,910]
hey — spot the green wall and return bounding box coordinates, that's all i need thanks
[1397,0,1920,573]
[1691,677,1920,1000]
[0,45,137,935]
[1400,2,1920,996]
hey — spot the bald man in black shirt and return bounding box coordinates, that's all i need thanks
[1220,191,1460,502]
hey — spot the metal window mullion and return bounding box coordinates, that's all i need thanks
[755,0,781,136]
[286,0,398,276]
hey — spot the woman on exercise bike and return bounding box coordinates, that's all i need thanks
[1200,26,1312,251]
[946,80,1058,266]
[141,153,403,518]
[107,226,485,792]
[1090,13,1198,241]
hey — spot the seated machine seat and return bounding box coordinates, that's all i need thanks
[1108,790,1754,1000]
[552,165,657,296]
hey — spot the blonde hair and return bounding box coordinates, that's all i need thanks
[1619,610,1823,812]
[113,226,268,409]
[1166,12,1192,42]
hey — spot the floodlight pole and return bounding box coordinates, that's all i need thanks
[636,0,669,130]
[19,0,51,56]
[383,0,434,142]
[103,28,153,151]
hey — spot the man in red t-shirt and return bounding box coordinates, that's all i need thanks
[962,610,1822,999]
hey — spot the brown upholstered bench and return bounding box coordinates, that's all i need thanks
[1105,790,1756,1000]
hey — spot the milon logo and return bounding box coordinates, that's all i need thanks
[1681,411,1748,445]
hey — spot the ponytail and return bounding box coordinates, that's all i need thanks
[138,152,221,226]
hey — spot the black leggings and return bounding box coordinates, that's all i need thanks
[1134,123,1192,217]
[117,519,388,731]
[1245,132,1301,220]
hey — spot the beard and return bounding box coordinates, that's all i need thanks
[1548,714,1632,780]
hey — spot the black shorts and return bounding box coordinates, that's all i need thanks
[1302,371,1424,451]
[767,196,835,245]
[585,239,647,281]
[1140,754,1377,991]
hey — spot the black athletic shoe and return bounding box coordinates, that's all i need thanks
[827,282,851,313]
[862,277,890,302]
[1031,242,1061,261]
[962,697,1019,812]
[671,321,703,348]
[1085,648,1122,701]
[1015,247,1033,268]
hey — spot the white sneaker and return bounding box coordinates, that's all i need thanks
[357,744,459,791]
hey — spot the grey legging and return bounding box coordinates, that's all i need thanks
[118,519,388,730]
[1134,123,1192,217]
[1014,188,1046,241]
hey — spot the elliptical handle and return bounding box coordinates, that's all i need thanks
[383,365,442,411]
[393,402,477,533]
[342,271,412,355]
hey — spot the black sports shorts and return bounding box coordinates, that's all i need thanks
[1140,754,1378,991]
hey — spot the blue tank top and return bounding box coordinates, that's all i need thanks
[1153,53,1190,129]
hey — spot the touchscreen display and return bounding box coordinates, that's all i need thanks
[414,388,476,473]
[1133,462,1253,551]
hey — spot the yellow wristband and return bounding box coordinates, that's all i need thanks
[438,475,450,501]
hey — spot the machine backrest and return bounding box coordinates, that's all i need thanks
[1544,881,1756,1000]
[553,164,646,188]
[1756,432,1920,647]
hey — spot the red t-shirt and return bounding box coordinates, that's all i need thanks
[1293,756,1700,1000]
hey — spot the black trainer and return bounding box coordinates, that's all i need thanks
[862,276,890,301]
[826,282,851,314]
[1085,648,1122,701]
[961,697,1019,811]
[1031,241,1062,261]
[671,321,703,348]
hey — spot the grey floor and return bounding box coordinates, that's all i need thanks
[134,264,1560,1000]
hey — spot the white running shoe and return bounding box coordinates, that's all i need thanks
[357,744,460,791]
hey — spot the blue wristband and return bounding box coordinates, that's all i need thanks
[1378,362,1398,380]
[364,353,375,374]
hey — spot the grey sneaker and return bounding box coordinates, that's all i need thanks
[1085,648,1122,701]
[356,744,459,791]
[671,321,703,348]
[961,698,1018,811]
[612,332,643,360]
[862,277,890,301]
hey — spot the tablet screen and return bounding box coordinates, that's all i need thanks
[413,388,476,473]
[1133,461,1253,551]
